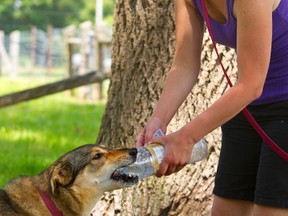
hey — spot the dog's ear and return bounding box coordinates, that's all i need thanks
[49,161,73,194]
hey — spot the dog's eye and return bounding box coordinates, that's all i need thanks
[93,153,103,160]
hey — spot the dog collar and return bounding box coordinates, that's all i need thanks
[38,189,64,216]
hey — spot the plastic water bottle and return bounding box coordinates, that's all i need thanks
[116,129,208,179]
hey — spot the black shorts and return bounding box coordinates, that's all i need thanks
[213,100,288,208]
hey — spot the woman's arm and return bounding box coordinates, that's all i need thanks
[154,0,274,176]
[180,0,273,142]
[139,0,204,144]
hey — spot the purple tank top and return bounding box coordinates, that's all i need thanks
[193,0,288,105]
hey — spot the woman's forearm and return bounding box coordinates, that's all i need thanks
[151,66,200,127]
[181,81,263,143]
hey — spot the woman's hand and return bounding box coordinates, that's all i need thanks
[149,128,196,177]
[136,117,166,147]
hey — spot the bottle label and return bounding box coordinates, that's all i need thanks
[146,144,164,171]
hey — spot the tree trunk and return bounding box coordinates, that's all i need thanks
[93,0,237,215]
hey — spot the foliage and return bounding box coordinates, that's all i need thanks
[0,77,105,187]
[0,0,115,33]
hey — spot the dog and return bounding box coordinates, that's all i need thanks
[0,144,138,216]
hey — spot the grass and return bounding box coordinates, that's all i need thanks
[0,76,106,187]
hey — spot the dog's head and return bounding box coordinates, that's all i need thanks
[47,144,138,195]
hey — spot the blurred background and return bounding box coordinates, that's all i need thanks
[0,0,114,187]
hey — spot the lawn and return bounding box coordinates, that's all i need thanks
[0,77,106,187]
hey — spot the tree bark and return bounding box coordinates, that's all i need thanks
[94,0,237,215]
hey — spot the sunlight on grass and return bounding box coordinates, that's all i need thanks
[0,77,106,187]
[1,127,45,143]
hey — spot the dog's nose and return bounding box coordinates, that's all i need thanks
[129,148,137,156]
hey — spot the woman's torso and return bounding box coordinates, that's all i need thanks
[193,0,288,105]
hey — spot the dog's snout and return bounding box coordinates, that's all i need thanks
[129,148,137,156]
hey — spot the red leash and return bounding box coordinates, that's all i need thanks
[38,189,64,216]
[200,0,288,162]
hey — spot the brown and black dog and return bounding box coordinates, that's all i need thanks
[0,144,138,216]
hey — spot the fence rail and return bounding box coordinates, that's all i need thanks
[0,71,110,108]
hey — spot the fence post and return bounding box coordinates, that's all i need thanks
[63,21,112,101]
[79,21,92,99]
[10,30,20,78]
[46,25,53,75]
[63,25,76,78]
[30,26,37,75]
[0,31,3,76]
[0,30,13,76]
[93,22,112,100]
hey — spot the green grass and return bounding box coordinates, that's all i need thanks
[0,77,106,187]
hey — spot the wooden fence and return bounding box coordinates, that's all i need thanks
[0,21,113,107]
[63,21,112,100]
[0,26,64,77]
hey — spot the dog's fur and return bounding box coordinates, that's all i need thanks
[0,144,138,216]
